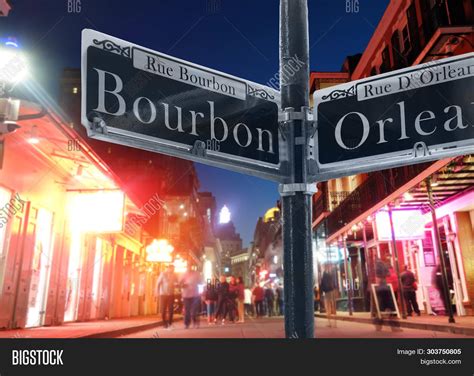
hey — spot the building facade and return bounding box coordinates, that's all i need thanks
[0,61,211,330]
[0,97,162,329]
[312,0,474,316]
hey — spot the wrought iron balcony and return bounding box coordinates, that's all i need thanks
[322,162,431,238]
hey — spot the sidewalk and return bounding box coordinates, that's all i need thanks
[0,315,180,339]
[315,311,474,336]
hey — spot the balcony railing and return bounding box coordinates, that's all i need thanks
[312,183,329,222]
[324,163,430,237]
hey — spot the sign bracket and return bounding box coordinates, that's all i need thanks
[190,140,207,157]
[278,106,314,123]
[412,142,431,158]
[91,116,107,134]
[278,183,317,196]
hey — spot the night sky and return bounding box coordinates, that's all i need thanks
[2,0,389,246]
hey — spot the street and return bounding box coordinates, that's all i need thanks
[117,318,468,339]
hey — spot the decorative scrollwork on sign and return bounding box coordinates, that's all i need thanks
[247,84,275,100]
[321,85,355,101]
[93,39,131,58]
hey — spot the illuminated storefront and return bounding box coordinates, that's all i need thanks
[311,0,474,316]
[0,100,156,329]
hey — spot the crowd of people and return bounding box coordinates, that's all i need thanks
[156,264,284,329]
[204,277,284,325]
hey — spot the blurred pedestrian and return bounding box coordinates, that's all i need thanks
[320,265,337,328]
[432,264,453,315]
[156,264,177,329]
[276,284,284,316]
[373,259,402,332]
[313,284,320,313]
[180,267,202,329]
[252,284,265,318]
[244,286,253,316]
[215,275,230,324]
[228,276,239,322]
[401,266,420,316]
[204,278,218,324]
[265,285,275,317]
[236,277,245,323]
[386,266,399,301]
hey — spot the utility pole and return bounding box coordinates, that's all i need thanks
[279,0,315,338]
[387,205,407,319]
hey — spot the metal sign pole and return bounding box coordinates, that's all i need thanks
[279,0,315,338]
[387,205,407,319]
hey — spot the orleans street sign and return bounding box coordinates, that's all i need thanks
[313,53,474,181]
[81,29,283,181]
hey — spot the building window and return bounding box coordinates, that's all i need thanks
[380,46,390,73]
[401,25,411,53]
[391,30,403,69]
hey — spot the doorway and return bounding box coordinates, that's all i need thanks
[25,209,54,328]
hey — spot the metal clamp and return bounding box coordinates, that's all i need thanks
[412,141,431,158]
[278,106,314,123]
[278,106,316,144]
[279,183,317,196]
[91,117,108,134]
[191,140,207,157]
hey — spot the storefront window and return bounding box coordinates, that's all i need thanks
[64,231,82,322]
[26,208,54,328]
[90,237,104,319]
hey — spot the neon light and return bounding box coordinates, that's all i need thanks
[67,190,124,233]
[375,209,426,240]
[173,257,188,273]
[146,239,173,262]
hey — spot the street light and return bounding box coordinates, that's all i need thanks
[0,40,28,90]
[145,239,174,263]
[0,39,28,136]
[173,255,188,273]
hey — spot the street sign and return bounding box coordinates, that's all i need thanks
[313,53,474,181]
[81,29,284,181]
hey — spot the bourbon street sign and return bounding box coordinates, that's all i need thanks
[312,53,474,181]
[81,29,284,182]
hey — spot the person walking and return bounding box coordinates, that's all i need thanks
[156,264,177,329]
[401,266,420,316]
[236,277,245,323]
[204,278,218,324]
[228,276,239,322]
[244,286,253,317]
[386,266,399,302]
[313,284,320,313]
[276,284,284,316]
[252,283,265,318]
[215,275,230,324]
[320,266,337,328]
[180,267,202,329]
[374,259,402,332]
[265,285,275,317]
